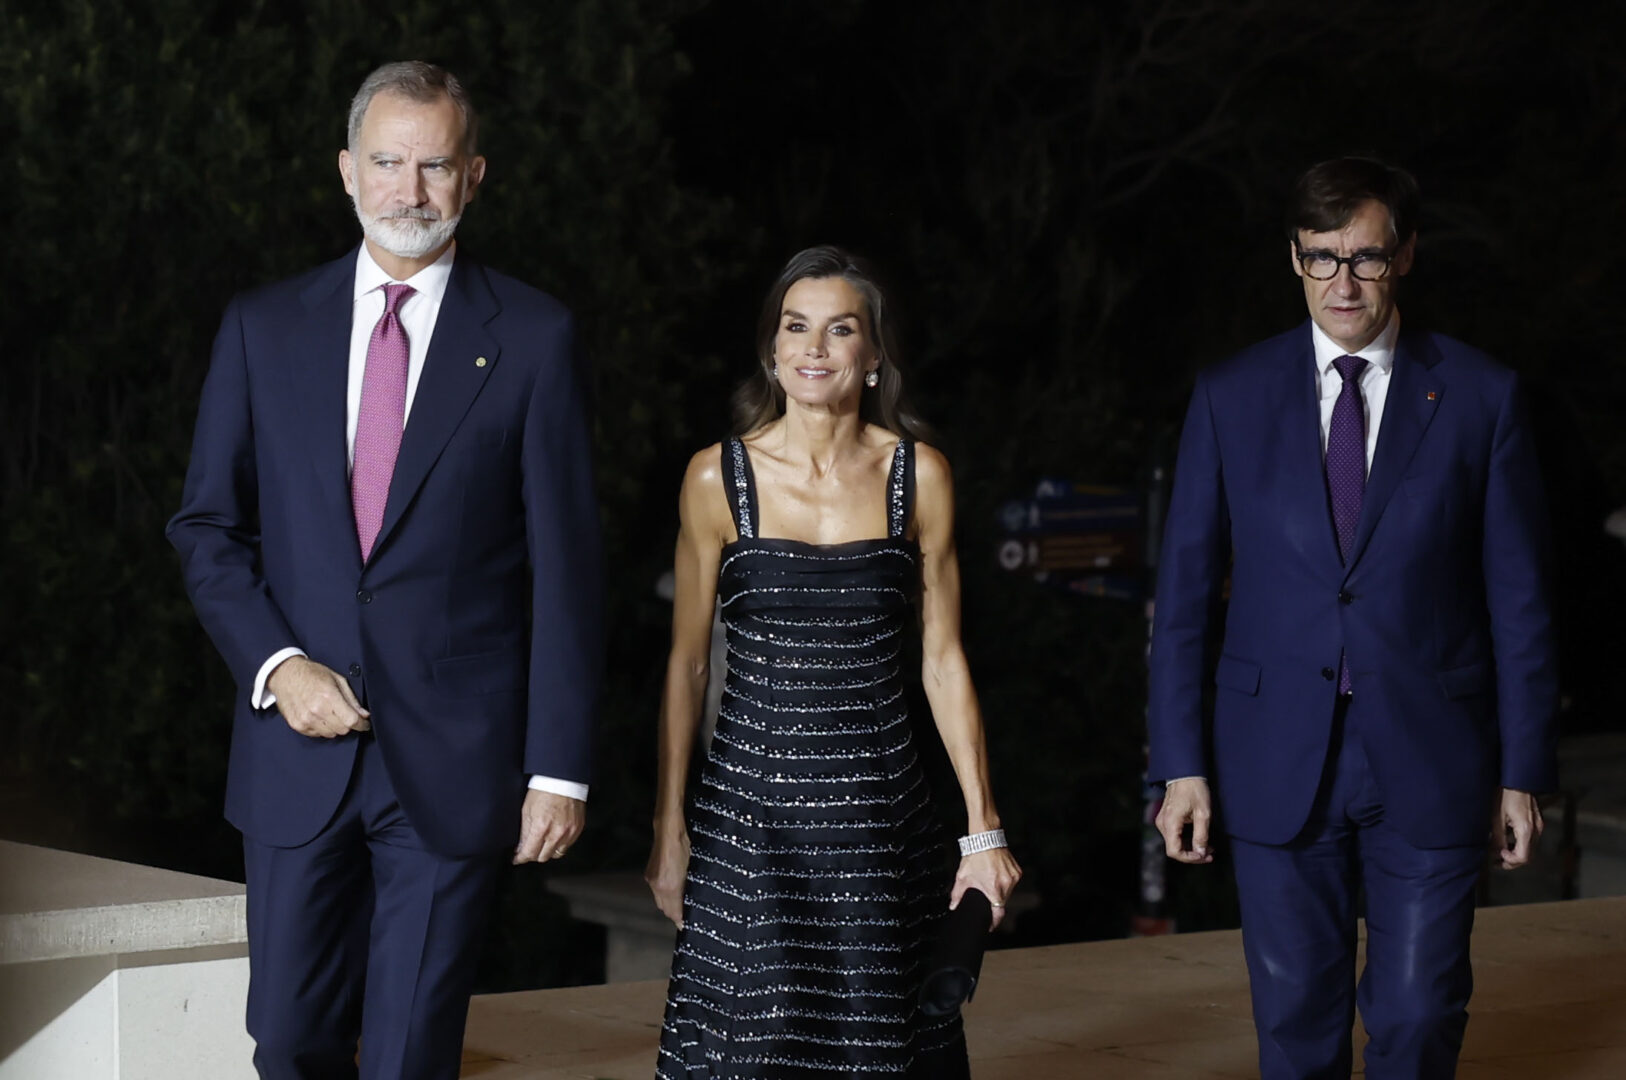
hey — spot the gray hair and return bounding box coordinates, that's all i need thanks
[346,61,479,156]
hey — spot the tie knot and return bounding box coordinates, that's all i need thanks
[382,283,415,315]
[1333,355,1368,383]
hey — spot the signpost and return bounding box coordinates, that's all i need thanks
[996,480,1143,600]
[996,468,1174,936]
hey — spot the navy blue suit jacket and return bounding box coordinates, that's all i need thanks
[168,249,603,857]
[1147,322,1557,849]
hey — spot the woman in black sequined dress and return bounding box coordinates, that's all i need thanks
[646,247,1021,1078]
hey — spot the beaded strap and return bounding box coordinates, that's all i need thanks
[727,437,756,540]
[887,439,914,538]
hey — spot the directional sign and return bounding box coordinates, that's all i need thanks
[997,480,1145,595]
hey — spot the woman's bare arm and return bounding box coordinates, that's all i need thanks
[914,443,1022,925]
[645,445,730,927]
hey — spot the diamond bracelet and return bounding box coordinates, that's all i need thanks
[958,828,1008,857]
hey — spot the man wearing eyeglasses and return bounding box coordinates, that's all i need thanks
[1148,157,1556,1079]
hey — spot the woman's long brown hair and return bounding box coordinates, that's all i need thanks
[731,245,933,442]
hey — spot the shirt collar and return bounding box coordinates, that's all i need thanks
[1311,309,1400,377]
[353,242,456,306]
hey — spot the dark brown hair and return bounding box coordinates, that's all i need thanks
[731,245,933,441]
[1286,157,1420,246]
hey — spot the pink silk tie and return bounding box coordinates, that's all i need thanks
[352,283,415,562]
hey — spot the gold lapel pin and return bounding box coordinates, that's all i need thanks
[1426,391,1437,401]
[475,356,487,368]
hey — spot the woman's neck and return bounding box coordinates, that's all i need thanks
[772,401,868,476]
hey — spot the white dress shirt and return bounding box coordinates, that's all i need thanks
[1311,310,1399,472]
[252,244,587,801]
[1165,311,1400,788]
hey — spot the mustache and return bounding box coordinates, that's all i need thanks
[379,207,441,223]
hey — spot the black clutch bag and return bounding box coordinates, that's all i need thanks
[917,888,992,1017]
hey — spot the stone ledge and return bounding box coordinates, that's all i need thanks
[2,896,248,965]
[547,872,677,983]
[0,841,246,965]
[547,872,668,933]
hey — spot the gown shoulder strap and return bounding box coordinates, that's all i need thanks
[725,437,759,540]
[887,438,916,539]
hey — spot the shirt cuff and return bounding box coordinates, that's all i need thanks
[1162,776,1206,785]
[253,647,307,710]
[528,775,589,802]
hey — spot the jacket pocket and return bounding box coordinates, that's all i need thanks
[1437,661,1489,700]
[433,645,526,697]
[1214,654,1262,696]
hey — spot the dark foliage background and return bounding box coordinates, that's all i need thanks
[4,0,1624,990]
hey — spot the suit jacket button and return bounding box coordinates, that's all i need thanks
[1338,590,1354,604]
[348,663,362,677]
[1321,666,1336,681]
[356,589,372,604]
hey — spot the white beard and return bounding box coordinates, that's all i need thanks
[352,191,461,259]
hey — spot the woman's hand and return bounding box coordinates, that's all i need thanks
[645,826,692,929]
[950,847,1022,930]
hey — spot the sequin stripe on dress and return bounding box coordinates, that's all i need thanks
[675,726,941,1069]
[669,840,955,1053]
[677,778,947,940]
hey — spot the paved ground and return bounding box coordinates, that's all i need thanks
[460,895,1626,1078]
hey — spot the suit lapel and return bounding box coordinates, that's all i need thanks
[371,255,502,557]
[1345,331,1443,570]
[291,252,362,570]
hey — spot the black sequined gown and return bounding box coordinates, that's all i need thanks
[656,437,967,1079]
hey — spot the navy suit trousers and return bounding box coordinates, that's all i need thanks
[243,734,504,1080]
[1230,696,1483,1080]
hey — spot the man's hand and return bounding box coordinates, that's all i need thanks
[266,656,370,738]
[514,789,585,865]
[1156,778,1215,864]
[1495,788,1544,870]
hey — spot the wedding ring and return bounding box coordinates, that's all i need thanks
[989,900,1005,908]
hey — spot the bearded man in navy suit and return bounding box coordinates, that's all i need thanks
[1148,157,1557,1079]
[168,61,602,1079]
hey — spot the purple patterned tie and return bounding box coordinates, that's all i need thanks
[352,283,415,562]
[1326,355,1368,693]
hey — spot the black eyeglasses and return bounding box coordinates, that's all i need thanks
[1293,239,1395,281]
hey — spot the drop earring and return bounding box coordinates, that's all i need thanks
[864,370,880,388]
